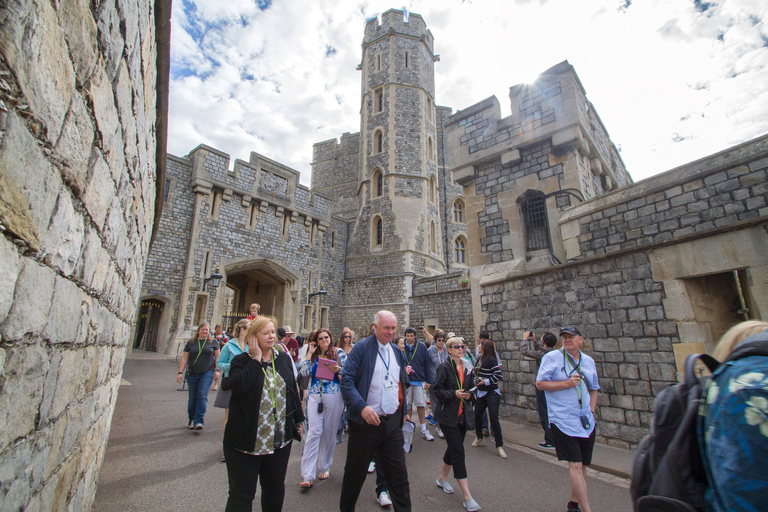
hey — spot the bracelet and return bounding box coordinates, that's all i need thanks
[178,372,182,374]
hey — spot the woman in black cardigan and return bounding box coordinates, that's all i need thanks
[431,336,481,512]
[224,315,305,512]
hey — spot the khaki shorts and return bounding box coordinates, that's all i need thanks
[406,383,428,408]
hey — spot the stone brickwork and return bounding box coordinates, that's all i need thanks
[142,146,347,350]
[485,252,676,448]
[569,150,768,258]
[0,0,166,509]
[311,133,361,221]
[410,273,475,343]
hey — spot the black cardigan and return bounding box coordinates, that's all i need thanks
[223,350,305,452]
[431,358,473,426]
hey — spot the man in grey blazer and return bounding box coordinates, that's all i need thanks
[340,310,411,512]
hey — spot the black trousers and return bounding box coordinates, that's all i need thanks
[439,421,468,479]
[375,451,388,495]
[340,414,411,512]
[536,388,554,445]
[224,442,292,512]
[474,391,504,447]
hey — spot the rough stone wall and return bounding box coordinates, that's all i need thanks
[140,156,195,336]
[487,253,676,448]
[411,273,475,343]
[436,106,468,272]
[473,141,564,262]
[572,154,768,257]
[0,0,161,509]
[311,133,360,221]
[143,146,348,344]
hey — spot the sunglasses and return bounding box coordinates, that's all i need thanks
[451,344,466,350]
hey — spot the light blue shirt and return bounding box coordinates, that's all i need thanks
[536,349,599,438]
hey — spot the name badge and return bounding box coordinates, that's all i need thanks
[383,374,396,390]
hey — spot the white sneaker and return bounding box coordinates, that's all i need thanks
[377,491,392,507]
[421,429,434,441]
[437,428,444,438]
[368,461,376,473]
[436,477,454,494]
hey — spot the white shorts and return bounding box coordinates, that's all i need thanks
[406,383,427,408]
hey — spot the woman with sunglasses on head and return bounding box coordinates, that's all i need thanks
[298,328,344,488]
[432,336,481,512]
[223,315,304,512]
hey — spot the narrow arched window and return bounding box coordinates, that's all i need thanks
[454,237,467,264]
[429,176,437,203]
[430,221,436,253]
[374,130,383,154]
[453,200,464,223]
[374,88,383,113]
[375,217,383,246]
[428,137,434,161]
[372,169,383,197]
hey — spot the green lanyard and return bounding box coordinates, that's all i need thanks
[562,349,584,408]
[192,339,207,367]
[406,342,418,365]
[452,360,466,402]
[261,351,278,417]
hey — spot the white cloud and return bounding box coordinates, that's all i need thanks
[167,0,768,186]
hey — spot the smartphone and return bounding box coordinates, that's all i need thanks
[468,386,478,393]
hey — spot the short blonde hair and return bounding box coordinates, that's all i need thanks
[713,320,768,361]
[249,303,261,313]
[245,315,278,340]
[446,336,465,349]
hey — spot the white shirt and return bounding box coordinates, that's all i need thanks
[367,340,401,415]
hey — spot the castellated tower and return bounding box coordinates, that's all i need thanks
[315,9,446,330]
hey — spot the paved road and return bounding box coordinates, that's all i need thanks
[93,356,633,511]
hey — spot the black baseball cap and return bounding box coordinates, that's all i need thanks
[560,326,581,336]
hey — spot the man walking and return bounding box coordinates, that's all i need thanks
[536,327,599,512]
[427,329,448,438]
[340,311,411,512]
[522,331,557,448]
[403,327,433,441]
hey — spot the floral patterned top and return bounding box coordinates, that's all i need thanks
[240,351,288,456]
[698,355,768,512]
[299,350,345,395]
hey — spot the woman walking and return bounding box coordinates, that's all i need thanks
[214,319,250,460]
[177,321,219,430]
[299,328,345,487]
[432,336,481,511]
[470,339,506,458]
[223,315,304,512]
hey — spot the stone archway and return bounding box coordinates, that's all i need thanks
[132,295,172,352]
[213,258,301,331]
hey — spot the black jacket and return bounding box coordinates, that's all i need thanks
[432,358,473,426]
[223,350,304,452]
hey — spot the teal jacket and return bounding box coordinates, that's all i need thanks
[216,338,246,377]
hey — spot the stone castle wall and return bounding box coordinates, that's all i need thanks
[410,273,475,343]
[0,0,164,509]
[488,135,768,448]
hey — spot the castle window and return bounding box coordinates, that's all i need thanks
[429,175,437,203]
[372,215,383,248]
[430,221,437,254]
[164,179,171,202]
[454,236,467,264]
[453,200,464,223]
[404,51,409,68]
[208,189,221,221]
[428,137,434,161]
[427,97,433,122]
[375,54,381,72]
[374,88,383,113]
[374,130,383,154]
[373,169,383,197]
[523,194,550,251]
[282,211,291,236]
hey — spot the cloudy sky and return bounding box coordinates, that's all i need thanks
[168,0,768,187]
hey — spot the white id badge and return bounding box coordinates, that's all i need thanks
[383,374,396,390]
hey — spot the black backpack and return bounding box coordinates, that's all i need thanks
[630,334,768,512]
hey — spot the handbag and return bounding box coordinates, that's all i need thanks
[463,399,476,430]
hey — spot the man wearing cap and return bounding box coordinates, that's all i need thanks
[536,327,600,512]
[283,326,299,362]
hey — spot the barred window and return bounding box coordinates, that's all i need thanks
[524,195,550,251]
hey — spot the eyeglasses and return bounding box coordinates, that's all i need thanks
[344,335,352,339]
[451,344,466,350]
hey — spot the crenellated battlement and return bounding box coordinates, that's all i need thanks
[363,9,433,53]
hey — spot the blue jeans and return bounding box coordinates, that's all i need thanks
[187,370,215,425]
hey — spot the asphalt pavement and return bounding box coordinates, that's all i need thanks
[92,352,634,511]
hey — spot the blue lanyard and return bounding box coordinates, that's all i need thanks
[378,346,391,380]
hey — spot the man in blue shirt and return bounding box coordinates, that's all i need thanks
[403,326,433,441]
[536,326,600,512]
